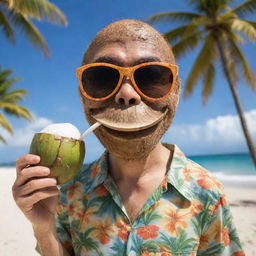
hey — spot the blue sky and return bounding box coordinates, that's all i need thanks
[1,0,256,163]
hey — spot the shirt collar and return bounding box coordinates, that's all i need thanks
[85,144,194,201]
[164,144,194,201]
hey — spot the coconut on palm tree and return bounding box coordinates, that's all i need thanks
[0,66,32,143]
[0,0,67,56]
[149,0,256,167]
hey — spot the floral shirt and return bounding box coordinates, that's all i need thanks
[54,144,244,256]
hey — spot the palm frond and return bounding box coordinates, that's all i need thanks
[191,16,211,27]
[1,89,29,102]
[0,102,33,120]
[189,0,232,16]
[10,0,67,25]
[0,134,7,144]
[231,18,256,43]
[228,32,245,44]
[228,37,255,89]
[9,10,49,56]
[0,68,12,83]
[163,24,198,44]
[243,19,256,29]
[232,0,256,17]
[0,7,15,41]
[0,77,21,94]
[0,112,13,134]
[171,30,204,59]
[202,63,215,104]
[148,11,202,24]
[183,34,218,99]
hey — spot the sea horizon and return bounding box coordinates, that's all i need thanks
[1,151,256,186]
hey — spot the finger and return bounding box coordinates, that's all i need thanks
[16,154,40,173]
[18,178,57,197]
[16,187,59,213]
[14,166,50,187]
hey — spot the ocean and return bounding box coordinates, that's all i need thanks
[189,152,256,186]
[1,152,256,186]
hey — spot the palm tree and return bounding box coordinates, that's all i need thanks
[0,0,67,56]
[0,66,32,143]
[149,0,256,167]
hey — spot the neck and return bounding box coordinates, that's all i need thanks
[108,142,172,184]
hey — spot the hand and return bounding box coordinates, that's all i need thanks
[12,154,59,232]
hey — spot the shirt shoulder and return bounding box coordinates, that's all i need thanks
[167,144,224,206]
[184,157,224,204]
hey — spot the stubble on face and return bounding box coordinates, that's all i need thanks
[79,20,181,160]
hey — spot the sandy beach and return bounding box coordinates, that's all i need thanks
[0,167,255,256]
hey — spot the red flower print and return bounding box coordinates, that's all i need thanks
[96,184,108,196]
[197,177,216,190]
[232,251,245,256]
[190,200,203,216]
[90,164,100,179]
[93,217,115,245]
[162,206,190,235]
[141,252,162,256]
[182,167,191,182]
[100,235,110,244]
[67,200,83,218]
[67,182,83,200]
[116,220,130,241]
[137,225,159,240]
[211,194,227,213]
[161,252,171,256]
[222,227,230,246]
[160,247,172,256]
[198,234,209,250]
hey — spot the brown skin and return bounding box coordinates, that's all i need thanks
[12,19,180,253]
[80,24,180,220]
[12,155,69,255]
[81,41,180,160]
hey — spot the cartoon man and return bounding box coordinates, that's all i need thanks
[12,20,244,256]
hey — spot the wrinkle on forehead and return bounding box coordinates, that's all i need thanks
[83,19,175,64]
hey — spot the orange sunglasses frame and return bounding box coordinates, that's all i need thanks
[76,62,178,102]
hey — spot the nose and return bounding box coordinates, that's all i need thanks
[115,77,141,106]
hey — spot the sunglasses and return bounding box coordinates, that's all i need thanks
[76,62,178,102]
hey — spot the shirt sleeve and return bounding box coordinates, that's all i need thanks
[197,193,245,256]
[34,200,74,255]
[54,188,75,256]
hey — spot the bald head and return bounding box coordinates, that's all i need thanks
[83,19,175,64]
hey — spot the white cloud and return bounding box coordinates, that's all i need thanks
[0,115,52,147]
[1,110,256,156]
[165,109,256,155]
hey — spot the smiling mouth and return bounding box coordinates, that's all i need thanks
[91,107,168,132]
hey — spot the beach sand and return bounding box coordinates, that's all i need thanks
[0,167,255,256]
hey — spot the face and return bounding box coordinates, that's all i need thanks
[80,41,180,160]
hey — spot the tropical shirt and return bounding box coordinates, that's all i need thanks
[54,144,245,256]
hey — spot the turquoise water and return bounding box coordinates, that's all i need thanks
[189,153,255,175]
[189,153,256,185]
[1,152,256,184]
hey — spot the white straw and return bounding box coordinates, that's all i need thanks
[80,122,101,140]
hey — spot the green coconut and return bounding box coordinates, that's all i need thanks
[29,123,85,184]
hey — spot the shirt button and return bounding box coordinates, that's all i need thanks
[128,251,136,256]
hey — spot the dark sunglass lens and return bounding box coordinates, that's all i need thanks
[82,66,119,98]
[134,65,173,98]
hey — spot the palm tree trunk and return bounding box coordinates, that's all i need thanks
[215,35,256,168]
